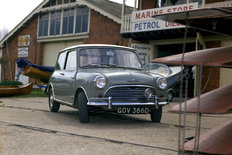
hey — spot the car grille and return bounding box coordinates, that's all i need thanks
[105,86,155,102]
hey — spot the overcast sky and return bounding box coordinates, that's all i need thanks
[0,0,134,31]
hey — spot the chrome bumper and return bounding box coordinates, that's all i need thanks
[87,97,169,110]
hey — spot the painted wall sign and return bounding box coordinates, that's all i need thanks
[130,3,198,32]
[18,48,28,57]
[18,35,31,47]
[131,43,153,65]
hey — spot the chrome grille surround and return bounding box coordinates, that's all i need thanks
[104,85,155,103]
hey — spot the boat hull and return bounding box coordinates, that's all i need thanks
[0,82,33,97]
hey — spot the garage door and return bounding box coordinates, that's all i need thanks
[43,40,83,67]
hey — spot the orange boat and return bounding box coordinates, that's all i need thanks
[22,66,52,83]
[0,82,33,97]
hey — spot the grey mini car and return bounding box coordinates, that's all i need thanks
[48,44,168,123]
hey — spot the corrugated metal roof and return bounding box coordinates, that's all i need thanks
[86,0,133,19]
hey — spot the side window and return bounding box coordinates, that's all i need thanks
[55,51,67,70]
[65,51,77,70]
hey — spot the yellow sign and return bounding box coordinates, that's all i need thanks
[18,35,31,47]
[18,36,24,47]
[24,35,30,46]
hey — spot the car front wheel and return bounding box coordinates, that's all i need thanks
[78,92,89,123]
[150,107,162,123]
[48,89,60,112]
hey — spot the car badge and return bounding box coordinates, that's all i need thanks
[131,79,135,82]
[127,79,138,83]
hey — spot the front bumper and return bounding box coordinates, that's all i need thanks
[87,96,168,110]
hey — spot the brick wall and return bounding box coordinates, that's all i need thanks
[140,0,156,10]
[1,9,129,83]
[84,10,128,46]
[1,16,43,83]
[206,0,224,3]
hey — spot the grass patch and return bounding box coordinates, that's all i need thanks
[21,89,48,97]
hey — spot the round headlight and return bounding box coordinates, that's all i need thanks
[93,75,107,89]
[156,77,167,90]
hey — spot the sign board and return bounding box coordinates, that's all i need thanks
[131,3,198,32]
[18,48,28,57]
[18,35,31,47]
[131,43,153,65]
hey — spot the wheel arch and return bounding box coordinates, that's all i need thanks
[74,87,88,108]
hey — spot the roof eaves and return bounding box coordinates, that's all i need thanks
[78,0,121,24]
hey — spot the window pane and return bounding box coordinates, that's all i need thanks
[64,0,69,4]
[50,11,61,35]
[55,19,61,35]
[44,20,48,36]
[62,9,74,34]
[51,0,56,6]
[68,16,74,34]
[56,51,66,70]
[65,51,76,70]
[62,17,68,34]
[57,0,62,4]
[75,15,82,33]
[75,7,89,33]
[38,13,49,37]
[39,21,43,36]
[82,14,88,32]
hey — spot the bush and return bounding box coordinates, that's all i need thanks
[0,80,23,86]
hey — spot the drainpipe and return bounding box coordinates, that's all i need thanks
[6,41,13,80]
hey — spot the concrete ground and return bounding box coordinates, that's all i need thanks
[0,97,231,155]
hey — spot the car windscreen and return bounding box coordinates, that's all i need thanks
[78,48,142,69]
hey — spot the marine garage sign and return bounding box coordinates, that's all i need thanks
[130,3,198,32]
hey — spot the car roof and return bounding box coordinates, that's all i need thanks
[61,44,135,52]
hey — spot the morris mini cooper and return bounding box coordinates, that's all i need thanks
[48,44,168,123]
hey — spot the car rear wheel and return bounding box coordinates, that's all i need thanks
[48,89,60,112]
[150,107,162,123]
[78,92,89,123]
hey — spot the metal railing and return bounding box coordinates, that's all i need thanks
[121,14,131,33]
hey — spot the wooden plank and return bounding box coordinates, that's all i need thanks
[184,120,232,154]
[152,47,232,68]
[169,83,232,114]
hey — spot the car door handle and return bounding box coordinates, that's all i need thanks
[59,73,65,76]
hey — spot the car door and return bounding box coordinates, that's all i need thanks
[60,50,77,104]
[52,50,67,101]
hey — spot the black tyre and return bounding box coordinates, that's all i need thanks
[78,92,89,123]
[48,89,60,112]
[150,107,162,123]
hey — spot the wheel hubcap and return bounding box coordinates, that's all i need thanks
[50,93,54,107]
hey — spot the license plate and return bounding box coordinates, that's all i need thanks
[117,107,150,114]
